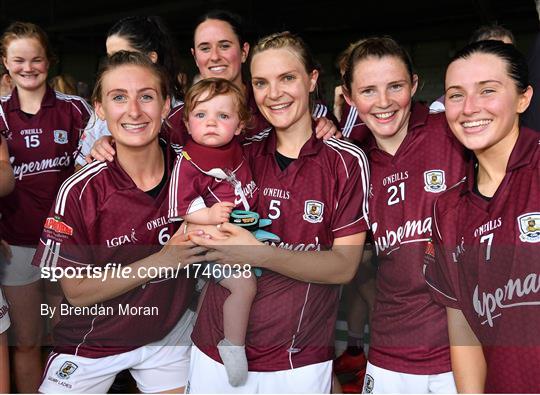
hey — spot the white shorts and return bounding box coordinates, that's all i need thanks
[362,361,456,394]
[0,288,10,333]
[187,345,332,394]
[0,245,41,286]
[39,309,196,394]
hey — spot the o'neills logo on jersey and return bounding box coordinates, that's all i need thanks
[44,216,73,236]
[423,170,446,193]
[473,272,540,327]
[517,213,540,243]
[12,152,72,180]
[303,200,324,223]
[372,217,432,256]
[106,229,139,248]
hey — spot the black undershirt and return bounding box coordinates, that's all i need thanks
[145,144,168,198]
[472,162,492,202]
[275,150,295,171]
[21,111,35,119]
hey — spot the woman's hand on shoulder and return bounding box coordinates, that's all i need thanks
[87,136,115,163]
[315,116,342,140]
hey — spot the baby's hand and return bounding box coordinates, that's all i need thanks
[209,201,235,224]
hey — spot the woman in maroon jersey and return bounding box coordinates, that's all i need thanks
[88,10,337,163]
[187,31,369,393]
[0,22,91,392]
[426,41,538,392]
[76,15,184,166]
[0,136,13,394]
[34,51,207,394]
[341,37,468,393]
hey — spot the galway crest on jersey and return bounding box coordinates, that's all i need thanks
[518,212,540,243]
[423,170,447,193]
[303,200,324,223]
[54,129,69,144]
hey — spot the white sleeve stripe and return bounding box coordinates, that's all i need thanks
[312,103,328,119]
[343,106,358,137]
[79,167,107,200]
[425,277,459,302]
[55,161,107,216]
[207,187,221,202]
[332,215,367,232]
[55,92,93,116]
[40,239,88,268]
[243,127,271,142]
[51,242,61,268]
[168,104,184,119]
[168,156,183,219]
[0,103,8,131]
[40,239,53,268]
[325,138,370,225]
[326,144,349,178]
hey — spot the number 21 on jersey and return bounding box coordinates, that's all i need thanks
[387,182,405,206]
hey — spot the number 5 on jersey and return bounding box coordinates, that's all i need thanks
[268,199,281,220]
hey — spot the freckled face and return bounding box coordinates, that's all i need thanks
[346,55,417,144]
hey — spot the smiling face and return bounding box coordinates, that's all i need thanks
[445,52,532,153]
[345,55,417,149]
[186,92,243,147]
[95,64,170,150]
[192,19,249,88]
[3,37,49,92]
[250,48,318,133]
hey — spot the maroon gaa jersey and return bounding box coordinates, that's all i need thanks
[32,141,195,358]
[425,127,540,392]
[364,103,468,374]
[192,129,370,371]
[0,87,91,246]
[168,138,257,220]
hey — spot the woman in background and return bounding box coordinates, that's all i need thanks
[0,21,91,392]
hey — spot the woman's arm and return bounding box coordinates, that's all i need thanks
[60,230,208,307]
[447,307,486,393]
[0,136,14,197]
[190,222,366,284]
